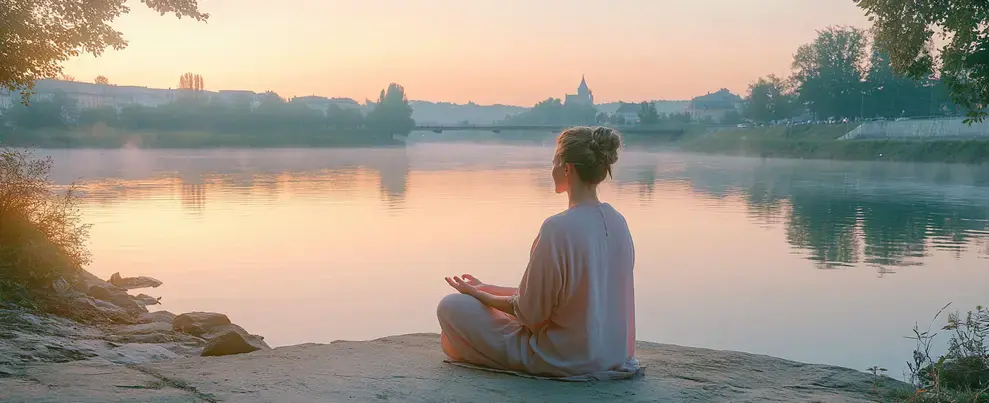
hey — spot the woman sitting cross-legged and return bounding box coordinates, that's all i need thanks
[437,126,640,380]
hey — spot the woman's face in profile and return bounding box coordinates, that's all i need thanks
[551,154,569,194]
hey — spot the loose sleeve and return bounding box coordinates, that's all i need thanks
[510,219,565,329]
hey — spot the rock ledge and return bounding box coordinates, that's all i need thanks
[1,333,908,402]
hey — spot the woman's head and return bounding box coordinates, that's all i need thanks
[551,126,622,194]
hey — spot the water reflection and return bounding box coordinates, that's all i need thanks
[41,147,989,272]
[43,148,411,211]
[635,156,989,272]
[33,144,988,375]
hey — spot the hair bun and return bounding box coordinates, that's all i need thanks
[590,127,621,165]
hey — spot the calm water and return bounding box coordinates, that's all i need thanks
[40,144,988,377]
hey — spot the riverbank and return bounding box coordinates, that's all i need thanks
[679,124,989,164]
[0,268,912,402]
[1,329,908,402]
[5,123,988,164]
[0,127,402,148]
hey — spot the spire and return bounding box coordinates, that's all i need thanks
[578,75,588,91]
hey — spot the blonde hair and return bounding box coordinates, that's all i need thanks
[554,126,622,185]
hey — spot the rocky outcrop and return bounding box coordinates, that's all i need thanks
[171,312,231,336]
[131,293,160,307]
[0,333,911,402]
[43,271,164,326]
[170,312,269,357]
[86,284,143,314]
[201,327,264,357]
[108,272,163,290]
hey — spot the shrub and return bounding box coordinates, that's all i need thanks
[0,147,90,304]
[889,304,989,402]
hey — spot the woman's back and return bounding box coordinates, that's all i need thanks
[437,126,640,380]
[509,202,635,376]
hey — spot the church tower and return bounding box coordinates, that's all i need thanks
[566,75,594,106]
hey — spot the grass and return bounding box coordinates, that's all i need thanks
[679,124,989,164]
[872,304,989,402]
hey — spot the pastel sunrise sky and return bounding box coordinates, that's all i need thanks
[62,0,871,106]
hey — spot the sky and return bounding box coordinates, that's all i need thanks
[62,0,872,106]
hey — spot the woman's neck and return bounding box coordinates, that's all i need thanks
[568,184,601,208]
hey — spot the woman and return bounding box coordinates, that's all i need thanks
[437,126,639,380]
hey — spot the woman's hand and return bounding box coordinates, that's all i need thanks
[445,276,480,297]
[461,274,484,288]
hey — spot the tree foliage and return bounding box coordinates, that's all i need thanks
[856,0,989,121]
[791,26,870,119]
[0,148,90,291]
[365,83,415,136]
[94,75,110,85]
[744,75,794,123]
[637,101,660,125]
[0,0,208,101]
[178,73,205,91]
[502,97,598,126]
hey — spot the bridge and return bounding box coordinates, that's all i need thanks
[412,125,684,135]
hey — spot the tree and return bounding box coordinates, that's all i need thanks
[563,103,599,125]
[856,0,989,121]
[791,26,869,120]
[595,112,609,124]
[637,101,660,125]
[1,0,208,103]
[326,105,364,129]
[178,73,205,91]
[94,75,109,85]
[668,112,693,124]
[503,97,598,125]
[59,73,75,82]
[3,95,71,129]
[744,75,794,123]
[608,113,626,125]
[721,109,743,125]
[365,83,415,135]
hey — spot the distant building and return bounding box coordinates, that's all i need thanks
[564,76,594,106]
[615,102,640,124]
[23,79,177,112]
[215,90,257,108]
[0,79,359,117]
[290,95,362,116]
[687,88,742,122]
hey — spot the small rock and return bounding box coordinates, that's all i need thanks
[172,312,231,336]
[200,328,263,357]
[108,272,163,290]
[131,294,160,307]
[202,324,269,348]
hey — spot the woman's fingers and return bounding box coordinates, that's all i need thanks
[445,276,468,293]
[462,274,482,286]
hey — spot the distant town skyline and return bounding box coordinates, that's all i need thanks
[60,0,871,106]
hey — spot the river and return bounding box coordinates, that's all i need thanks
[39,144,988,378]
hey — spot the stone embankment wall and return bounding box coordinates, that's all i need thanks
[840,118,989,140]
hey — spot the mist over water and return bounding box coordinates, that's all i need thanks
[37,143,988,377]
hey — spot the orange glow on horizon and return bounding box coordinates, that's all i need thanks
[60,0,872,106]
